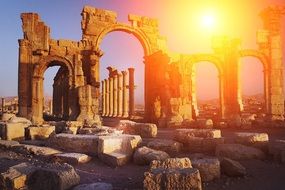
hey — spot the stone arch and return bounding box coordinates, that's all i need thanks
[239,49,270,113]
[183,54,225,119]
[95,23,152,56]
[33,55,75,86]
[31,55,75,124]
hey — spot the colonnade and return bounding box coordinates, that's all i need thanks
[101,67,135,118]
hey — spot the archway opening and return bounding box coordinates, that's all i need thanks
[193,61,220,120]
[240,57,265,114]
[43,63,70,121]
[99,31,145,119]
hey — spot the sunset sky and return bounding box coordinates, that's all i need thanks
[0,0,284,104]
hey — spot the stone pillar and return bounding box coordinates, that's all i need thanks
[109,77,114,117]
[260,6,285,120]
[49,99,53,115]
[122,71,129,118]
[219,74,226,119]
[113,74,118,117]
[31,76,44,124]
[191,65,199,118]
[117,73,123,117]
[101,80,106,116]
[105,79,109,117]
[128,68,135,118]
[1,98,5,113]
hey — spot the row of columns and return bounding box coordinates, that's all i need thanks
[101,67,135,118]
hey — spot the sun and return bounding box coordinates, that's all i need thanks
[201,13,216,30]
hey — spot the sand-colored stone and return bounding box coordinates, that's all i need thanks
[28,163,80,190]
[98,134,142,166]
[26,125,55,140]
[147,139,182,156]
[0,122,26,141]
[0,163,35,190]
[53,153,92,165]
[150,158,192,170]
[145,158,202,190]
[133,146,170,165]
[48,134,99,155]
[191,158,220,182]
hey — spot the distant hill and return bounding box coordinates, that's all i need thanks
[198,93,265,106]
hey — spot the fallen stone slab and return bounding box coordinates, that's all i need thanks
[220,158,246,177]
[27,163,80,190]
[72,182,113,190]
[195,119,214,129]
[183,136,224,153]
[147,139,182,156]
[133,146,170,165]
[116,120,158,138]
[26,125,55,140]
[8,116,32,125]
[0,122,27,141]
[135,123,157,138]
[192,157,220,182]
[175,129,221,140]
[12,144,61,156]
[143,168,202,190]
[98,152,129,167]
[78,126,123,136]
[0,162,36,190]
[234,132,269,148]
[48,134,99,155]
[0,140,20,149]
[216,144,265,160]
[53,153,91,165]
[1,113,15,122]
[98,134,141,167]
[150,158,192,170]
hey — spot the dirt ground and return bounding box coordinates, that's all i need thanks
[1,127,285,190]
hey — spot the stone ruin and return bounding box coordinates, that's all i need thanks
[17,5,285,126]
[0,4,285,190]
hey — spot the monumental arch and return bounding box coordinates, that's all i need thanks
[18,5,285,125]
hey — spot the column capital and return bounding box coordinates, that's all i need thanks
[122,70,128,76]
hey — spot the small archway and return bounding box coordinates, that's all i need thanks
[99,31,145,117]
[185,54,225,119]
[31,55,74,124]
[95,24,152,119]
[194,62,220,119]
[239,50,269,113]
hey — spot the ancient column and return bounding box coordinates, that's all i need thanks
[128,68,135,118]
[105,79,109,117]
[113,74,118,117]
[109,77,114,117]
[101,80,106,116]
[49,99,53,115]
[117,73,123,117]
[260,6,285,120]
[1,98,5,113]
[122,71,129,118]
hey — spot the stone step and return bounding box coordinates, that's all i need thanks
[99,152,129,167]
[48,134,99,155]
[53,153,92,165]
